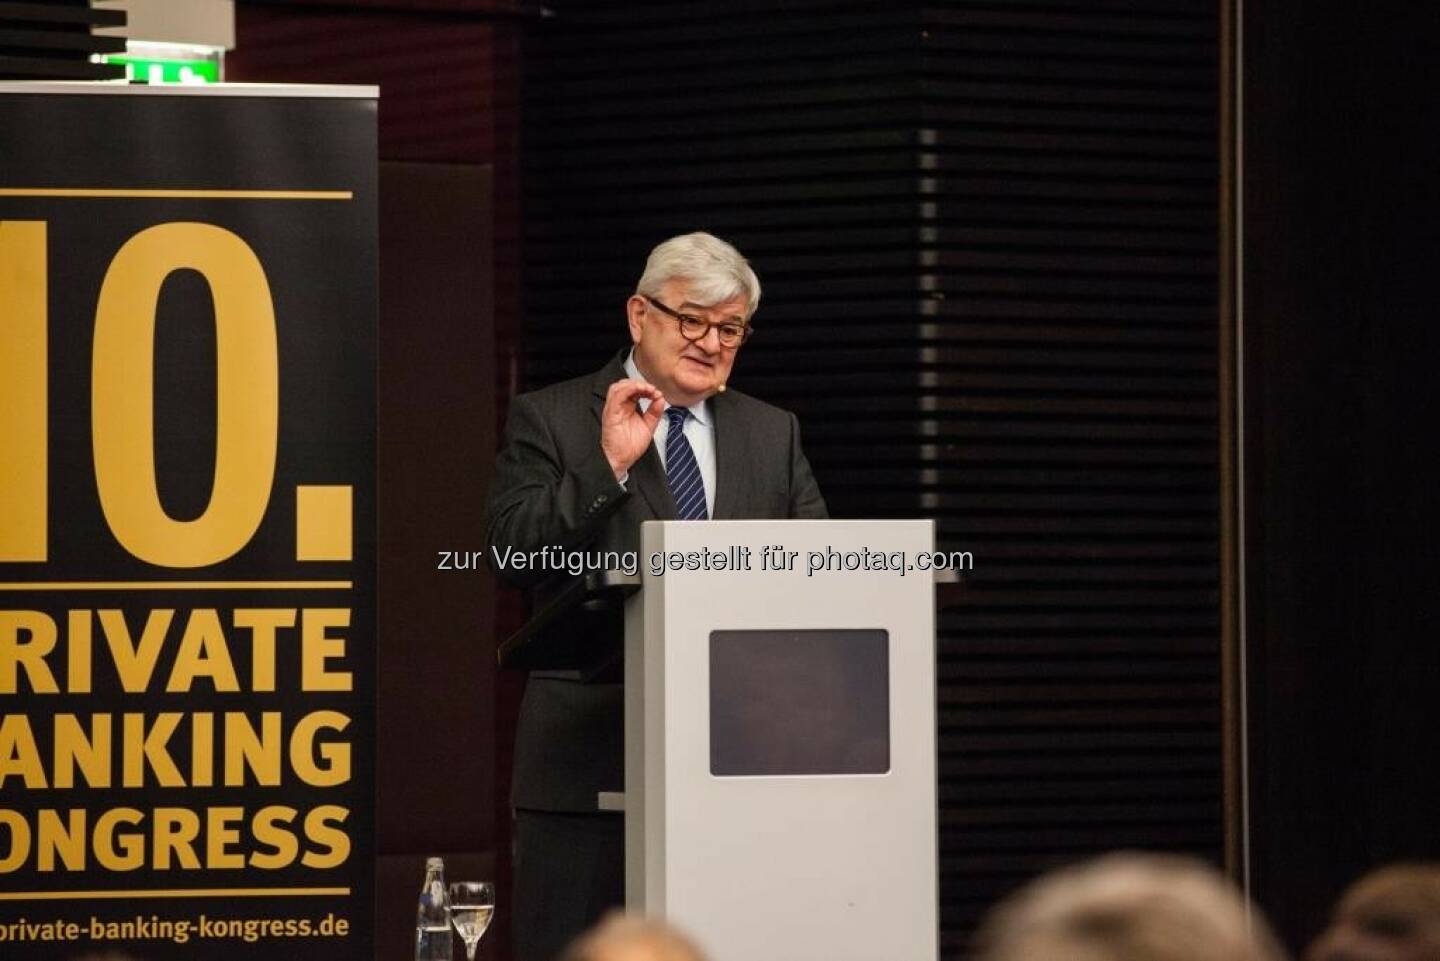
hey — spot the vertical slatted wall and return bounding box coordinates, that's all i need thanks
[918,2,1221,944]
[522,0,1220,951]
[0,0,124,79]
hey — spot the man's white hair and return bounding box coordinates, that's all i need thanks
[635,232,761,318]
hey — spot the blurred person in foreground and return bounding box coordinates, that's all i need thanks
[1306,864,1440,961]
[559,913,709,961]
[972,852,1289,961]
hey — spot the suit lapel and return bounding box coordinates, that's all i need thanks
[590,353,674,519]
[710,390,745,519]
[628,445,675,519]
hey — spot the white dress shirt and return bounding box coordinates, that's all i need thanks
[625,349,717,517]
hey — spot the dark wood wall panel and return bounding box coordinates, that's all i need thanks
[376,160,496,961]
[523,0,1220,952]
[232,6,498,161]
[230,5,525,957]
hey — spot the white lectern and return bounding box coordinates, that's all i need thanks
[620,520,939,961]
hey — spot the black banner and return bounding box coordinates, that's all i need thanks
[0,86,376,961]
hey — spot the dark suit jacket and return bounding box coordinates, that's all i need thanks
[486,350,828,811]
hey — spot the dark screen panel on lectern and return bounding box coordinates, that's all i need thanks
[709,629,890,776]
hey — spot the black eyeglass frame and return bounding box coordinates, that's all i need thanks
[642,295,754,348]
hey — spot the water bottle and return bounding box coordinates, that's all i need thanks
[415,856,452,960]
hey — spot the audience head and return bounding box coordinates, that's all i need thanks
[972,852,1288,961]
[560,912,709,961]
[1306,864,1440,961]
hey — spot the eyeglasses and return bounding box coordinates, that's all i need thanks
[643,295,753,348]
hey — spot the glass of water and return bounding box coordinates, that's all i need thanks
[447,881,495,961]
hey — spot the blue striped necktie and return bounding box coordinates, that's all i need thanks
[665,406,708,520]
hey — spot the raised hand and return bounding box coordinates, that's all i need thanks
[600,378,666,479]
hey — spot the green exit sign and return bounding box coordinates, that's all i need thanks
[100,55,221,85]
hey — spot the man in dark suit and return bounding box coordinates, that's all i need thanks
[486,232,827,961]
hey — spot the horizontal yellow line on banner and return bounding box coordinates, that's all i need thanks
[0,888,350,901]
[0,188,353,200]
[0,581,353,591]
